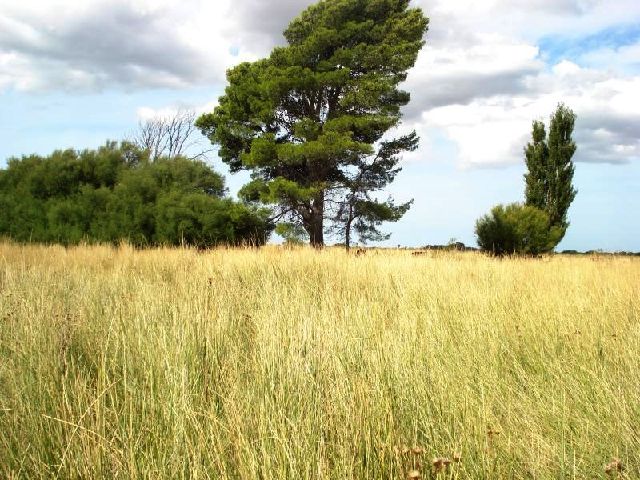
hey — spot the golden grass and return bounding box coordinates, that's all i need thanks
[0,242,638,478]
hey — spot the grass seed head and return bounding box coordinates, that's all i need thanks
[407,470,421,479]
[605,458,624,475]
[432,457,452,473]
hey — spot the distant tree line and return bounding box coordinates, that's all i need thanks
[0,142,272,247]
[561,249,640,256]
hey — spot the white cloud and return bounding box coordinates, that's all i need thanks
[136,99,218,121]
[402,37,542,118]
[0,0,244,91]
[413,62,640,167]
[578,41,640,74]
[401,0,640,166]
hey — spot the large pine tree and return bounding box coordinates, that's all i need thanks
[524,103,577,241]
[197,0,428,247]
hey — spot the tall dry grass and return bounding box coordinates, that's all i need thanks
[0,242,638,479]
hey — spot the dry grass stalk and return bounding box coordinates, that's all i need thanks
[0,243,637,478]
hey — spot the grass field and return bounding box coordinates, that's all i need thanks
[0,243,638,479]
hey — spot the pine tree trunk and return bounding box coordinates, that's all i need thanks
[305,192,325,248]
[344,202,353,252]
[308,219,324,248]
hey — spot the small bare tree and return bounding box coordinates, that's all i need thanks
[133,108,212,162]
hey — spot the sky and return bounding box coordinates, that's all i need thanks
[0,0,639,251]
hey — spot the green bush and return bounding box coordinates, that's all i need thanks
[0,142,273,247]
[475,203,562,255]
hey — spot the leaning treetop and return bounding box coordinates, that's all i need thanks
[197,0,428,247]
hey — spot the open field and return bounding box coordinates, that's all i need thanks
[0,243,638,479]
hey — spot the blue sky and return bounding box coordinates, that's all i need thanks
[539,23,640,67]
[1,0,639,251]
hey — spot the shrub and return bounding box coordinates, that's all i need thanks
[475,203,562,256]
[0,142,273,247]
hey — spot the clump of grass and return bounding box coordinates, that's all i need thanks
[0,242,638,478]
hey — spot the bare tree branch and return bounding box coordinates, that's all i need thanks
[132,108,212,162]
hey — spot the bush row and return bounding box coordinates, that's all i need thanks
[0,142,273,247]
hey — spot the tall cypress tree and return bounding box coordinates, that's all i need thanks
[524,103,577,241]
[197,0,428,247]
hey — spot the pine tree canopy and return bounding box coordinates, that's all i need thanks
[197,0,428,247]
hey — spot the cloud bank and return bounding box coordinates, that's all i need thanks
[0,0,638,165]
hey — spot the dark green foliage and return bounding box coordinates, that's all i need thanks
[274,222,309,246]
[475,203,563,256]
[331,132,416,249]
[0,142,272,247]
[197,0,428,247]
[524,104,577,241]
[477,104,577,255]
